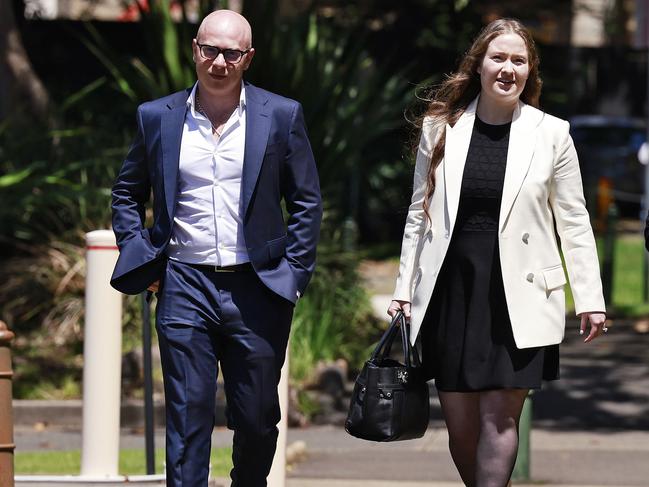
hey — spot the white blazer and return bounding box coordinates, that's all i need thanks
[394,98,606,348]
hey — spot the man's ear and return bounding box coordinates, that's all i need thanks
[242,48,255,70]
[191,38,198,63]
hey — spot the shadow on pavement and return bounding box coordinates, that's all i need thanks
[509,320,647,431]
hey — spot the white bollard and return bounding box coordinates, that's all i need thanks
[267,347,289,487]
[80,230,123,478]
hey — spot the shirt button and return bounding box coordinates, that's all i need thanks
[526,273,534,282]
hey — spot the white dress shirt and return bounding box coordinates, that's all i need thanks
[166,82,249,266]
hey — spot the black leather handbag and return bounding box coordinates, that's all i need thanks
[345,310,429,442]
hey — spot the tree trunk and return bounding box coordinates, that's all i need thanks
[0,1,50,122]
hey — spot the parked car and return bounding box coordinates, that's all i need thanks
[569,115,646,218]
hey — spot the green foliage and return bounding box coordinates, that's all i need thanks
[290,228,382,385]
[243,7,417,232]
[0,82,129,244]
[79,0,211,103]
[563,234,649,317]
[0,239,143,399]
[15,446,232,476]
[0,77,143,400]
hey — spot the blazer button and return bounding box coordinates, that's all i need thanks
[526,272,534,282]
[522,232,529,244]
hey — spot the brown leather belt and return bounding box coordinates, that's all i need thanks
[187,262,253,273]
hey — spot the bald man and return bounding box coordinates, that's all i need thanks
[110,10,322,486]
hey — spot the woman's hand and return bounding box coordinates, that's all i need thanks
[388,300,411,319]
[579,312,607,343]
[147,280,160,293]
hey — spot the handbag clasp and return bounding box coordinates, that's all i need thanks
[397,370,408,384]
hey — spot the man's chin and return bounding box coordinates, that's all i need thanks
[200,76,241,94]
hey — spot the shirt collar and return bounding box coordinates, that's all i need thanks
[187,81,247,118]
[237,81,246,116]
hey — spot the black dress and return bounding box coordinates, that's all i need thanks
[421,116,559,391]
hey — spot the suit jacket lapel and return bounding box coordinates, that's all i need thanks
[161,92,189,218]
[499,101,540,232]
[444,99,477,234]
[241,84,271,218]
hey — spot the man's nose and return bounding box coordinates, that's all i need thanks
[212,53,227,68]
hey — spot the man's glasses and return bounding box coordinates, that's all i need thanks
[197,44,251,64]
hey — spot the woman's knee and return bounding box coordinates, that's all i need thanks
[480,411,518,436]
[479,389,528,429]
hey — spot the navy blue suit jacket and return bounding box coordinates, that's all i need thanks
[110,82,322,304]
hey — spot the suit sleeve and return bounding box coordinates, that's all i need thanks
[282,102,323,295]
[111,105,151,248]
[393,122,437,301]
[549,121,606,315]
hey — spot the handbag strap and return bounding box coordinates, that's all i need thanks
[370,311,402,361]
[397,315,423,369]
[371,311,422,369]
[404,320,422,368]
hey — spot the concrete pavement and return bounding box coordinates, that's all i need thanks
[14,424,649,486]
[12,312,649,486]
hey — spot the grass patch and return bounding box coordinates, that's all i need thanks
[564,234,649,317]
[605,234,649,316]
[15,447,232,476]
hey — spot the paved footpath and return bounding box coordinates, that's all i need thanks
[13,317,649,486]
[15,424,649,486]
[279,315,649,487]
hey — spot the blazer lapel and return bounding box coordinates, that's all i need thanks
[241,84,271,218]
[161,92,189,218]
[499,101,540,232]
[443,99,477,233]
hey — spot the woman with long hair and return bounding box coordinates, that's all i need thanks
[388,18,607,487]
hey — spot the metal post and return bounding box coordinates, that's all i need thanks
[643,2,649,303]
[602,203,618,305]
[140,293,155,475]
[0,321,15,487]
[267,346,289,487]
[512,391,533,482]
[642,248,649,303]
[80,230,123,478]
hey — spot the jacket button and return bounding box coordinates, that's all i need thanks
[522,232,529,244]
[526,272,534,282]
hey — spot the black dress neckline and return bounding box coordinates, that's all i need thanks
[474,116,511,141]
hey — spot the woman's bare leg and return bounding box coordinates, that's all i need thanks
[475,389,528,487]
[438,391,481,487]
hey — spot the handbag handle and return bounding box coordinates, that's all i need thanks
[370,312,401,361]
[371,311,422,369]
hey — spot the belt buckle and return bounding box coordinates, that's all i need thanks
[214,265,235,273]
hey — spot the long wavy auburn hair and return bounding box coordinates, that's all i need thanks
[420,18,543,217]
